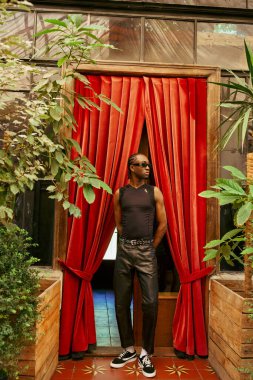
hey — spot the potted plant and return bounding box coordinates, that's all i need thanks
[0,1,119,378]
[199,41,253,380]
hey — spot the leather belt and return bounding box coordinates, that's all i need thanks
[119,238,153,246]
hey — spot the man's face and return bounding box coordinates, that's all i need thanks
[130,154,151,179]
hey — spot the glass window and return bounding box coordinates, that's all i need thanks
[197,22,253,69]
[219,76,249,152]
[15,181,55,267]
[144,19,194,64]
[1,11,34,58]
[196,0,246,6]
[90,16,141,61]
[35,12,79,60]
[0,92,29,143]
[143,0,246,6]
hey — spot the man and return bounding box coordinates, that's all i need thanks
[110,153,167,378]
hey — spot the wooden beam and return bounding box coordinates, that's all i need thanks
[76,61,219,78]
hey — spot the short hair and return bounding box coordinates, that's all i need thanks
[127,153,140,178]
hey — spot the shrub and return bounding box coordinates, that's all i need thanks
[0,227,40,379]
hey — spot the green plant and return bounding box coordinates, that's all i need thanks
[200,165,252,268]
[199,41,253,298]
[0,1,120,224]
[0,226,40,379]
[212,40,253,151]
[0,1,120,378]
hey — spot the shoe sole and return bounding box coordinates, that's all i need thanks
[110,356,137,368]
[138,362,156,378]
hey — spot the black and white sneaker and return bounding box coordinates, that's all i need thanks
[110,350,137,368]
[138,355,156,378]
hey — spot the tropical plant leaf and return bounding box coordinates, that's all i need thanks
[57,55,68,67]
[220,113,245,150]
[83,184,95,204]
[63,200,70,210]
[220,244,231,258]
[90,178,101,189]
[67,138,82,155]
[98,94,123,114]
[46,185,56,192]
[203,249,218,261]
[44,18,67,27]
[216,178,246,195]
[221,228,243,241]
[198,190,219,198]
[230,251,244,265]
[241,108,251,149]
[10,184,19,195]
[35,28,59,37]
[223,166,246,180]
[218,195,241,205]
[235,202,253,226]
[240,247,253,255]
[244,40,253,85]
[204,239,224,249]
[100,181,112,194]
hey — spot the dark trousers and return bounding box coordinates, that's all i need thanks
[113,241,158,355]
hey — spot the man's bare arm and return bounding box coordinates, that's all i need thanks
[114,189,123,236]
[153,187,167,248]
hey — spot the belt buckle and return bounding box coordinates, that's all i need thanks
[131,239,137,246]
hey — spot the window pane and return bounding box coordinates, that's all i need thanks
[90,16,141,61]
[144,19,194,64]
[1,11,34,58]
[35,12,81,60]
[15,181,55,267]
[105,0,246,5]
[248,0,253,8]
[193,0,245,6]
[197,23,253,69]
[0,92,29,142]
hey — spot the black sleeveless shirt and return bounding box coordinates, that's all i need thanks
[119,184,155,239]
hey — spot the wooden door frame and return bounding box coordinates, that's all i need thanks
[52,61,220,348]
[53,61,220,269]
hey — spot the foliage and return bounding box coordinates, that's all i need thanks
[211,41,253,151]
[0,226,40,379]
[238,367,253,379]
[0,1,120,224]
[199,165,253,267]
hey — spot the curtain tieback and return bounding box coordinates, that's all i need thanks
[58,259,93,282]
[180,266,214,284]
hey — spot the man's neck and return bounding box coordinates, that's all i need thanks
[129,179,146,189]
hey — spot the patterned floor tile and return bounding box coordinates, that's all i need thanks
[52,357,220,380]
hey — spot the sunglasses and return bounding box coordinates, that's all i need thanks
[132,162,152,168]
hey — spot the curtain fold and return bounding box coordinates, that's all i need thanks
[144,76,212,356]
[59,75,145,355]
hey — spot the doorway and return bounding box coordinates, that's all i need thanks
[91,123,180,348]
[55,65,220,357]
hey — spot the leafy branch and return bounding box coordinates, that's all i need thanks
[210,40,253,151]
[0,4,121,223]
[199,165,253,267]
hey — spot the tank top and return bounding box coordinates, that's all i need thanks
[119,184,155,239]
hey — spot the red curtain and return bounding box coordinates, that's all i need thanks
[59,75,145,355]
[144,77,213,356]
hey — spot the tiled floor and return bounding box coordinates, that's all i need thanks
[94,289,132,347]
[52,357,219,379]
[52,290,219,379]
